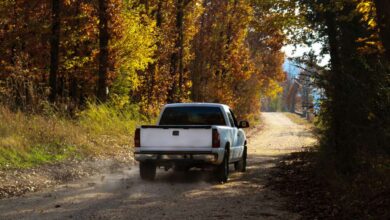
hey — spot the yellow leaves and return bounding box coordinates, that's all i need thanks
[110,3,158,107]
[357,0,377,29]
[264,79,283,98]
[113,5,157,88]
[355,0,384,55]
[367,18,376,28]
[63,56,93,70]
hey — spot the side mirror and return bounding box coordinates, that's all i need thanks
[238,120,249,128]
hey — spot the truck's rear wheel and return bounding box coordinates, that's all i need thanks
[139,162,156,181]
[234,146,247,172]
[216,150,229,183]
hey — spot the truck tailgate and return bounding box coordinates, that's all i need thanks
[140,126,212,150]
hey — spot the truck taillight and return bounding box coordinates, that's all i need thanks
[134,128,140,148]
[212,129,220,148]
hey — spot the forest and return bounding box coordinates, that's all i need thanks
[0,0,289,120]
[0,0,389,218]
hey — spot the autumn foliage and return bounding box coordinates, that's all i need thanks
[0,0,286,119]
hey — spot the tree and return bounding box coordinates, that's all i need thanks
[167,0,191,103]
[292,0,390,171]
[97,0,109,102]
[49,0,60,103]
[0,0,290,120]
[190,0,287,118]
[374,0,390,59]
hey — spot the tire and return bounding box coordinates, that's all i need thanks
[139,161,156,181]
[234,146,247,172]
[215,150,229,183]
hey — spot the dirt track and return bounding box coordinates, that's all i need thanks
[0,113,316,220]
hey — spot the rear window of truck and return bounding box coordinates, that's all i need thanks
[159,107,226,125]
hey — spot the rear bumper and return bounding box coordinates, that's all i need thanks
[134,149,224,165]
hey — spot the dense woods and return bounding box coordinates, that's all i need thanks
[291,0,390,173]
[281,2,389,216]
[0,0,388,167]
[0,0,287,119]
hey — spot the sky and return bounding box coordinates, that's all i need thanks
[282,59,300,77]
[281,43,330,67]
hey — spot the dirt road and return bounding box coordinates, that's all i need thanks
[0,113,316,220]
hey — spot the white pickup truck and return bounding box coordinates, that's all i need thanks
[134,103,249,182]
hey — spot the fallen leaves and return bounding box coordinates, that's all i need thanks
[269,151,390,219]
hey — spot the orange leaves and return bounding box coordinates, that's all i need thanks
[183,0,288,118]
[0,0,288,117]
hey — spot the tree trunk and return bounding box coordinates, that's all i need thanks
[191,0,209,102]
[70,1,81,104]
[324,10,342,150]
[49,0,60,103]
[145,0,162,107]
[374,0,390,60]
[167,0,187,103]
[97,0,109,102]
[177,1,185,101]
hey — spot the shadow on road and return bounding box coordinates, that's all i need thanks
[0,153,297,220]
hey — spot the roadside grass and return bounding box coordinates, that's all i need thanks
[0,107,85,168]
[78,102,152,158]
[0,103,150,169]
[283,112,314,126]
